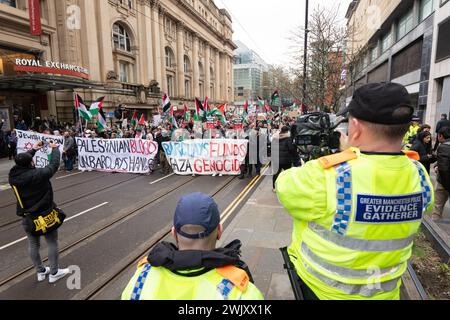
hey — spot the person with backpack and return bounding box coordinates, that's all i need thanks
[9,141,70,283]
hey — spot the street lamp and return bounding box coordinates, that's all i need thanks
[303,0,309,111]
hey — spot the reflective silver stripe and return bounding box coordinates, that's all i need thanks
[303,262,401,297]
[308,222,415,252]
[301,242,403,280]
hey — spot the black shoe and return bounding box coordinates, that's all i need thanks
[238,175,245,180]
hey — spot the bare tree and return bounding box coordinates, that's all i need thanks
[288,4,352,112]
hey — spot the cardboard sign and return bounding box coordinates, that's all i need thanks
[16,130,65,168]
[206,116,215,129]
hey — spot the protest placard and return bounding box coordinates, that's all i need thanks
[76,138,158,173]
[16,130,65,168]
[162,139,248,176]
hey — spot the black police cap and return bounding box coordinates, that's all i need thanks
[337,83,414,125]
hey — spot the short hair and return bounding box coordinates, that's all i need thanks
[176,224,218,249]
[442,114,448,119]
[351,106,411,142]
[439,127,450,140]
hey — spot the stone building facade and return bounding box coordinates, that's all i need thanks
[345,0,450,126]
[0,0,236,127]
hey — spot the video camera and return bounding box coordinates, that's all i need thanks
[294,112,348,161]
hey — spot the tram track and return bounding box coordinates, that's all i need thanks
[83,168,268,300]
[0,173,143,230]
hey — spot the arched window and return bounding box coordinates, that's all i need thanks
[113,23,132,52]
[198,62,204,78]
[165,47,175,68]
[184,56,191,74]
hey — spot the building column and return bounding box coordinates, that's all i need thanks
[205,42,211,98]
[159,7,167,94]
[220,52,226,101]
[215,49,221,102]
[142,3,154,83]
[230,55,234,102]
[176,22,186,98]
[192,34,200,98]
[95,0,114,83]
[224,54,230,102]
[151,1,162,89]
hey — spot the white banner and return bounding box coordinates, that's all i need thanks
[16,130,65,168]
[162,139,248,176]
[76,138,158,174]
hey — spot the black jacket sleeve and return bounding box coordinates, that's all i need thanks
[31,148,61,184]
[437,144,450,192]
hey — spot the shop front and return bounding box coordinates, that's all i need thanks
[0,46,94,131]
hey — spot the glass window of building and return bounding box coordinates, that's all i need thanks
[184,56,191,73]
[119,62,129,83]
[381,31,393,52]
[185,80,191,98]
[113,23,132,52]
[167,75,174,97]
[397,9,414,40]
[165,47,174,68]
[420,0,434,21]
[371,46,378,62]
[0,0,16,7]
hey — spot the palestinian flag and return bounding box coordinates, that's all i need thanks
[195,98,205,121]
[138,114,145,126]
[216,104,226,116]
[162,93,171,114]
[184,104,190,123]
[207,108,226,126]
[258,97,265,113]
[131,111,138,127]
[169,106,178,129]
[97,108,108,132]
[271,90,281,109]
[75,94,92,121]
[90,96,105,116]
[204,97,209,112]
[244,100,249,115]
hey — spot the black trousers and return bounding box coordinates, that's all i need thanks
[273,163,293,189]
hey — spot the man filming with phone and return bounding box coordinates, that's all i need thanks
[9,140,70,283]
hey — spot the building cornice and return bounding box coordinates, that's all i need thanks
[172,0,237,51]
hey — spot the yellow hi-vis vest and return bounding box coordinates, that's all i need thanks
[276,148,434,300]
[121,259,264,300]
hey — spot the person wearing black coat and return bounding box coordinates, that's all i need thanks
[271,126,299,191]
[8,142,70,283]
[434,114,450,151]
[432,127,450,220]
[411,131,435,173]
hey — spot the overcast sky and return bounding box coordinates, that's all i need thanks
[216,0,352,66]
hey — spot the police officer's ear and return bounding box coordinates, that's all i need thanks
[171,227,178,243]
[217,224,223,241]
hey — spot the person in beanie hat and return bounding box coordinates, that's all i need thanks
[9,141,71,283]
[122,193,263,300]
[276,82,434,300]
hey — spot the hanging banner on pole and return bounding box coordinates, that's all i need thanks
[28,0,42,36]
[76,138,158,173]
[16,130,65,168]
[162,139,248,176]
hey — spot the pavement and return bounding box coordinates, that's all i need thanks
[0,158,13,189]
[219,175,295,300]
